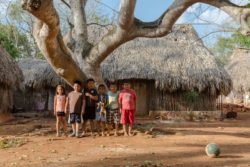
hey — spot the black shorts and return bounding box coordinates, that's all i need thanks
[69,113,81,124]
[83,106,96,120]
[57,111,66,117]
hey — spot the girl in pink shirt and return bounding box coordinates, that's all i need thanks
[54,85,67,137]
[119,81,136,136]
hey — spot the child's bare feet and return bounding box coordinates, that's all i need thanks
[124,133,129,137]
[69,132,75,137]
[76,133,80,138]
[80,131,85,137]
[56,133,60,137]
[102,132,105,137]
[114,133,118,137]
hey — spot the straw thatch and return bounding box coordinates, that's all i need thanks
[0,46,23,121]
[18,58,65,89]
[0,46,23,87]
[89,25,232,96]
[225,48,250,93]
[15,58,69,112]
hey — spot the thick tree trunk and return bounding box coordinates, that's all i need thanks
[21,0,250,87]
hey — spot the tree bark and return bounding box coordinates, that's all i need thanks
[21,0,250,87]
[22,0,86,86]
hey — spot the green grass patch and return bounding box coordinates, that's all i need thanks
[0,137,28,149]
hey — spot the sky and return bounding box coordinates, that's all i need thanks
[98,0,249,47]
[0,0,249,47]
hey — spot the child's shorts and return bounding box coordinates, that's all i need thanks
[121,109,135,125]
[69,113,82,124]
[106,109,120,124]
[83,106,96,120]
[96,112,106,122]
[57,111,66,117]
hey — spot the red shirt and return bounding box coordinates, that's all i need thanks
[119,89,136,110]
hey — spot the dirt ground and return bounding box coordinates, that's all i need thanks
[0,112,250,167]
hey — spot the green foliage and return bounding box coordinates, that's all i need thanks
[0,24,28,59]
[88,12,111,24]
[2,0,43,59]
[183,91,200,111]
[0,137,28,149]
[210,32,250,66]
[8,1,27,22]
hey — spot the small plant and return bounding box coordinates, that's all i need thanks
[0,137,28,149]
[183,91,200,121]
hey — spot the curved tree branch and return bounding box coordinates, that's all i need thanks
[119,0,136,29]
[21,0,86,86]
[21,0,250,86]
[133,0,250,38]
[84,0,137,67]
[69,0,92,68]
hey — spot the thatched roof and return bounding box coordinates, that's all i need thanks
[0,46,23,87]
[225,48,250,93]
[18,58,65,89]
[89,25,232,95]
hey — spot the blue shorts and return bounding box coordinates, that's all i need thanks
[69,113,82,124]
[96,112,106,122]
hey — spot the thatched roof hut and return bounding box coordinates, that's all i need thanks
[0,46,23,121]
[0,47,23,88]
[226,48,250,93]
[100,25,231,96]
[89,24,232,114]
[225,48,250,106]
[18,58,65,90]
[15,58,67,112]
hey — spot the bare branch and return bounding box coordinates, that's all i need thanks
[61,0,70,9]
[21,0,86,86]
[203,0,250,35]
[69,0,92,67]
[94,0,119,14]
[132,0,250,38]
[119,0,136,29]
[84,0,137,67]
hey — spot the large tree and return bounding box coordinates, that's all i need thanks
[21,0,250,86]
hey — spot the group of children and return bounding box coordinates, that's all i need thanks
[53,78,137,138]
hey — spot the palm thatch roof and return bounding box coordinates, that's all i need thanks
[225,48,250,93]
[18,58,65,89]
[88,25,232,96]
[0,46,23,88]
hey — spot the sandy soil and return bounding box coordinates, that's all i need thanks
[0,112,250,167]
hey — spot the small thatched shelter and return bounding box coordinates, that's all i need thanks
[15,58,68,112]
[225,48,250,107]
[0,46,23,121]
[94,25,232,115]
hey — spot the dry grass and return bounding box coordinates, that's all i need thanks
[89,24,232,95]
[226,48,250,93]
[18,58,66,90]
[0,137,28,149]
[0,46,23,87]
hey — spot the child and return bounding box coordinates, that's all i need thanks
[119,80,136,136]
[96,84,108,136]
[54,85,67,137]
[107,82,120,136]
[82,78,98,136]
[65,80,85,138]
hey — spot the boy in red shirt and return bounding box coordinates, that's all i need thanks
[119,80,136,136]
